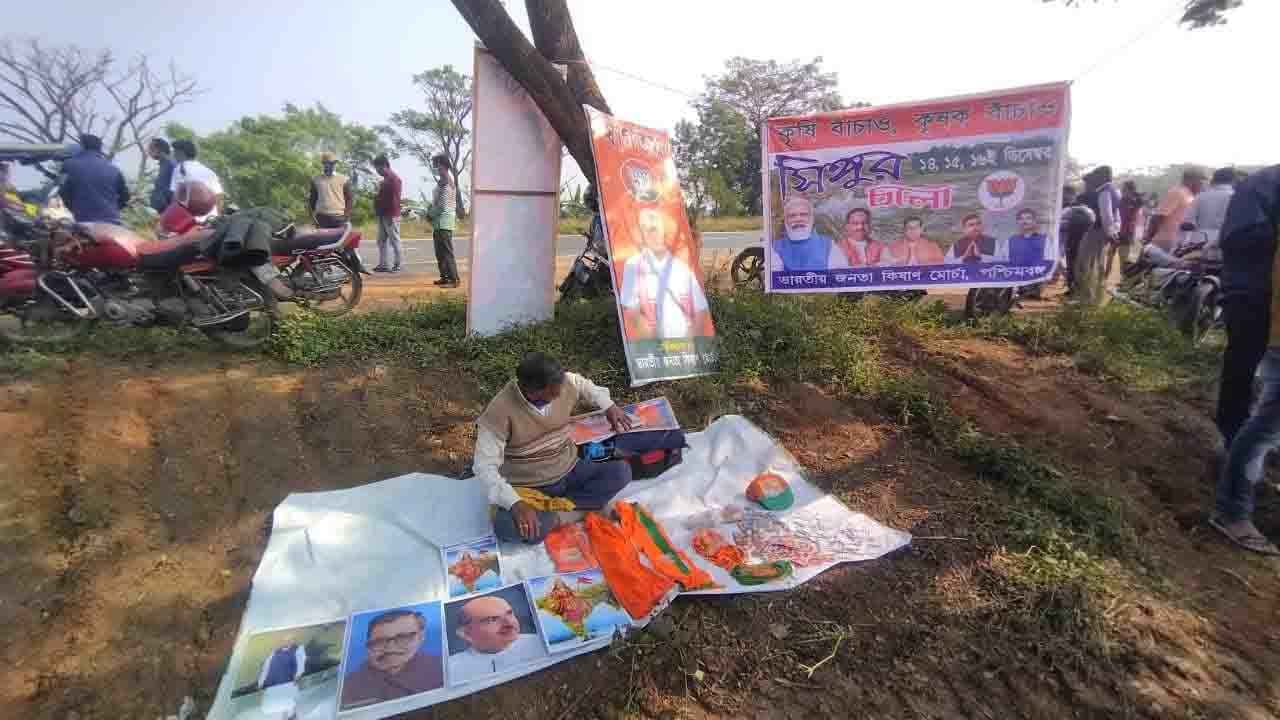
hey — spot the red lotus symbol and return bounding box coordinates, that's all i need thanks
[985,177,1018,207]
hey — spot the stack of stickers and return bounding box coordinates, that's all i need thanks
[222,534,630,719]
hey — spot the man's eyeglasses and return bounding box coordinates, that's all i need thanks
[367,630,421,652]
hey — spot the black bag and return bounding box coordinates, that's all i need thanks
[607,429,686,480]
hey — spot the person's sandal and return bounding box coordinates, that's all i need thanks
[1209,515,1280,556]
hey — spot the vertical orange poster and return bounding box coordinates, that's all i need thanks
[586,107,720,386]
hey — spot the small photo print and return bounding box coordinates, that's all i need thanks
[444,582,548,687]
[528,569,629,652]
[443,535,503,599]
[226,619,347,720]
[338,602,445,713]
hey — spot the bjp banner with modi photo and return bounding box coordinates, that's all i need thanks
[586,108,720,386]
[763,83,1071,293]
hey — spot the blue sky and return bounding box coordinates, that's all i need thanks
[8,0,1277,197]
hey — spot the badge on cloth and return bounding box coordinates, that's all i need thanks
[746,472,794,511]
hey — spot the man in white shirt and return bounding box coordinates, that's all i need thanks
[474,353,632,543]
[448,595,547,685]
[619,208,711,340]
[256,639,307,719]
[1184,167,1237,263]
[170,139,224,222]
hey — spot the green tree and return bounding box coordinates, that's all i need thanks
[1047,0,1241,29]
[379,65,472,216]
[166,104,392,223]
[693,57,845,214]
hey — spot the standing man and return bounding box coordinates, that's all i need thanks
[372,154,403,273]
[427,154,459,288]
[1212,166,1280,556]
[1059,186,1096,291]
[1106,180,1145,277]
[1185,167,1238,264]
[171,139,224,221]
[147,138,176,213]
[1146,168,1206,251]
[1077,166,1121,305]
[619,208,712,340]
[60,134,130,224]
[256,638,306,719]
[309,152,352,229]
[475,352,633,544]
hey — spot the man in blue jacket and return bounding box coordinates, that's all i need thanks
[59,135,130,224]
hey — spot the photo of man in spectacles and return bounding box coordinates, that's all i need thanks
[445,583,548,686]
[338,605,445,711]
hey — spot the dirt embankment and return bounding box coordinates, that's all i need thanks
[2,334,1279,719]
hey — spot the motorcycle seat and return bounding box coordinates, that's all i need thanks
[137,236,206,272]
[271,226,347,255]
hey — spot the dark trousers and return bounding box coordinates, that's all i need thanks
[433,228,459,282]
[1063,230,1084,291]
[315,213,347,229]
[493,458,633,544]
[1217,296,1270,447]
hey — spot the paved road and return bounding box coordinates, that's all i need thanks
[386,230,758,269]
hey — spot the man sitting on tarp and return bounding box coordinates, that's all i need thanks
[475,352,633,543]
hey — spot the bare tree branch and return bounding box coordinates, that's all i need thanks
[0,36,199,167]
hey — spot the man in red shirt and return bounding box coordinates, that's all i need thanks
[372,154,403,272]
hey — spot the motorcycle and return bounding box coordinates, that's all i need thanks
[557,207,613,303]
[266,222,366,316]
[1110,232,1221,344]
[0,209,277,348]
[161,206,367,316]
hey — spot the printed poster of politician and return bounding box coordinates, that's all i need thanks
[224,619,347,720]
[762,83,1070,294]
[337,601,446,714]
[586,107,721,387]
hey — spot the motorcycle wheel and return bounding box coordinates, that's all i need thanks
[293,262,363,317]
[202,275,278,351]
[0,294,91,345]
[964,287,1014,320]
[1184,281,1220,345]
[731,247,765,289]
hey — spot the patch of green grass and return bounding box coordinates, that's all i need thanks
[877,374,1138,562]
[0,347,65,377]
[978,303,1218,392]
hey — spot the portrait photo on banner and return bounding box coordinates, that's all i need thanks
[337,601,446,713]
[225,619,348,720]
[765,84,1068,292]
[444,582,549,687]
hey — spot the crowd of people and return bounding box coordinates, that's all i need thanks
[0,134,463,289]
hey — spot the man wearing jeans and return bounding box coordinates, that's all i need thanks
[1212,165,1280,555]
[427,154,459,288]
[474,352,634,543]
[372,155,403,273]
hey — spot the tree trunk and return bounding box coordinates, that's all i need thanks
[450,0,598,185]
[525,0,611,115]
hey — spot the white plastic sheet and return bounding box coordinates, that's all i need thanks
[206,416,910,719]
